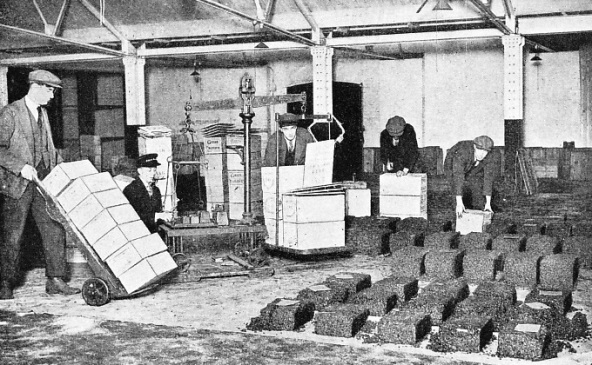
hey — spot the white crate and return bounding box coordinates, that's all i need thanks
[379,195,427,219]
[263,193,282,219]
[92,227,128,260]
[228,183,263,203]
[113,174,134,191]
[119,221,151,241]
[146,251,177,276]
[108,204,140,224]
[203,137,224,154]
[56,178,92,213]
[130,233,168,258]
[94,188,129,208]
[264,218,284,246]
[69,194,104,229]
[81,209,117,245]
[261,166,305,194]
[283,221,345,249]
[105,243,143,277]
[346,188,371,217]
[379,173,427,196]
[456,209,493,235]
[43,160,98,196]
[80,172,118,193]
[118,260,157,294]
[282,193,345,223]
[303,140,335,187]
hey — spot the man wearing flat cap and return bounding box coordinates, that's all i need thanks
[0,70,81,299]
[123,153,163,233]
[444,135,496,218]
[380,116,419,176]
[263,113,315,167]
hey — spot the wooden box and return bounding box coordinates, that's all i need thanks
[80,172,118,192]
[130,233,167,259]
[456,209,493,235]
[264,218,284,246]
[56,178,92,213]
[43,160,98,197]
[108,204,141,224]
[119,221,151,241]
[282,193,345,223]
[105,243,143,277]
[146,251,177,276]
[80,209,117,245]
[379,173,427,196]
[261,166,305,194]
[69,194,104,229]
[345,189,371,217]
[94,188,128,208]
[379,195,427,219]
[92,227,129,260]
[117,260,156,293]
[283,221,345,249]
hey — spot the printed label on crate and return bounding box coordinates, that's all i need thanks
[204,137,223,154]
[276,299,299,307]
[57,178,92,213]
[105,243,143,277]
[261,166,305,193]
[525,302,551,310]
[81,209,117,245]
[538,290,563,296]
[92,227,129,260]
[303,140,334,188]
[309,284,331,292]
[514,324,541,333]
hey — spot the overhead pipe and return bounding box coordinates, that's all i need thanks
[195,0,317,46]
[0,23,126,57]
[52,0,72,36]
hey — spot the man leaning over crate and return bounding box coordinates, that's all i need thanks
[444,135,496,219]
[0,70,81,299]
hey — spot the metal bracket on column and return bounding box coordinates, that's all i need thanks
[502,34,525,120]
[311,46,333,115]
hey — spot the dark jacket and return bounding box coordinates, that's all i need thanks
[379,124,419,172]
[123,177,163,233]
[444,140,496,196]
[263,127,315,167]
[0,98,61,199]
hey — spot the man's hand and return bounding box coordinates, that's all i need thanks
[20,164,38,181]
[455,195,465,218]
[386,162,394,172]
[484,195,493,213]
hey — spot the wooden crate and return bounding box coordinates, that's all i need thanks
[379,173,427,219]
[282,193,345,223]
[261,166,305,194]
[456,210,493,235]
[345,188,371,217]
[283,221,345,249]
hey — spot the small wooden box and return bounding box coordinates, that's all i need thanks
[112,174,134,191]
[283,221,345,249]
[130,233,168,258]
[118,260,156,293]
[345,189,371,217]
[379,173,427,196]
[119,221,151,241]
[92,227,129,260]
[379,195,427,219]
[261,166,305,194]
[146,251,177,276]
[56,178,92,213]
[69,194,104,229]
[108,204,141,224]
[94,188,129,208]
[105,243,143,277]
[264,218,284,246]
[80,172,118,193]
[81,209,117,245]
[42,160,98,197]
[282,193,345,223]
[456,210,493,235]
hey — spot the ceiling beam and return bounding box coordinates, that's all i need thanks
[0,53,119,66]
[78,0,133,53]
[293,0,324,44]
[264,0,277,23]
[466,0,512,35]
[195,0,317,46]
[0,23,126,56]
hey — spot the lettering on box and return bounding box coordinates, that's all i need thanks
[57,178,92,213]
[105,243,143,277]
[81,210,117,245]
[92,227,129,260]
[204,137,223,154]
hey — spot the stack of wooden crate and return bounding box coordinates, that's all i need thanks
[43,160,177,294]
[201,134,263,220]
[379,173,427,219]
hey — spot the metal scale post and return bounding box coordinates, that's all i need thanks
[239,73,256,225]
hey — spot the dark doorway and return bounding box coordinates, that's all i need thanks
[287,82,364,181]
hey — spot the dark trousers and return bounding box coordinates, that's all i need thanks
[461,175,486,210]
[0,183,66,284]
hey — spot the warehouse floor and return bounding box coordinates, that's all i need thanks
[1,177,592,365]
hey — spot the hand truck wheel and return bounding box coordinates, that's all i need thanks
[172,253,191,272]
[82,278,110,306]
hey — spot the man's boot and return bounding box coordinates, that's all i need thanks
[46,277,81,295]
[0,281,14,300]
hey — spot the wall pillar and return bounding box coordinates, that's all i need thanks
[311,46,333,114]
[122,54,146,125]
[0,66,8,107]
[502,34,525,178]
[581,43,592,147]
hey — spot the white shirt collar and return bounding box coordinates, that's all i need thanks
[25,96,41,118]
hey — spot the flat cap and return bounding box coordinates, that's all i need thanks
[29,70,62,88]
[278,113,300,127]
[473,135,494,151]
[137,153,161,168]
[386,116,406,137]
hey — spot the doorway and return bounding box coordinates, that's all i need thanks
[287,82,364,181]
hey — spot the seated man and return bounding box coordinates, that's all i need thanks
[379,115,419,176]
[444,135,496,218]
[123,154,163,233]
[263,113,315,167]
